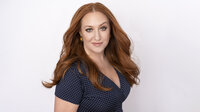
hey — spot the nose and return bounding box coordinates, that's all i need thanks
[94,30,101,41]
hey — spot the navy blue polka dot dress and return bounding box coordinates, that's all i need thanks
[55,62,131,112]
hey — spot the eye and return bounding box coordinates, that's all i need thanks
[85,28,93,32]
[100,26,107,31]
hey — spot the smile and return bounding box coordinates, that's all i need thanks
[92,42,103,47]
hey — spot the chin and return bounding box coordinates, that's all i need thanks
[92,50,104,54]
[90,48,105,54]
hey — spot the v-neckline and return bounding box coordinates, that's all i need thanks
[102,67,122,90]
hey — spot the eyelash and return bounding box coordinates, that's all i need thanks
[101,26,107,31]
[85,26,107,32]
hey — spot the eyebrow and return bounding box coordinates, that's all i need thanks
[83,21,108,28]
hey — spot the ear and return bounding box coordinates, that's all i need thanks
[79,31,82,37]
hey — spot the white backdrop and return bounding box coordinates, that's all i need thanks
[0,0,200,112]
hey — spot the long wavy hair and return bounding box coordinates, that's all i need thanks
[42,2,140,91]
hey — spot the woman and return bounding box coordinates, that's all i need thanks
[42,2,140,112]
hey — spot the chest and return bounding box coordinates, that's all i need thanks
[78,70,131,111]
[99,67,121,89]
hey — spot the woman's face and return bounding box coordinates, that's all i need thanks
[79,11,111,56]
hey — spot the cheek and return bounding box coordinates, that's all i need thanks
[81,32,93,41]
[102,32,110,41]
[83,35,93,42]
[104,27,111,37]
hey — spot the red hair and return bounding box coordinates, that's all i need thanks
[42,2,140,91]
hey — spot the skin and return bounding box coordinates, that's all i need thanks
[54,11,120,112]
[79,11,111,67]
[79,11,120,88]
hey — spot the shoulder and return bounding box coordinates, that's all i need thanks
[67,62,78,73]
[64,61,86,78]
[63,62,80,78]
[55,61,84,104]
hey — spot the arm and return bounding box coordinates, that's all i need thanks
[54,96,79,112]
[54,65,83,112]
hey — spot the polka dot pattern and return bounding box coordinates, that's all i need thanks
[55,62,131,112]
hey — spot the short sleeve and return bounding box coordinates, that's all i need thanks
[55,66,83,104]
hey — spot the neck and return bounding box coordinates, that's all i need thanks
[85,51,108,67]
[89,53,106,63]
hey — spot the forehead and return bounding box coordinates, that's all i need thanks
[81,11,109,27]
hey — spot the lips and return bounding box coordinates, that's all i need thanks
[92,42,103,46]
